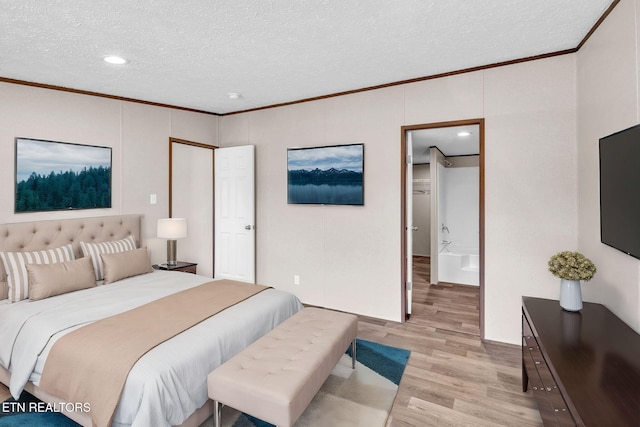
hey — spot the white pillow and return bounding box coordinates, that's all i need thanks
[0,244,75,302]
[80,235,136,281]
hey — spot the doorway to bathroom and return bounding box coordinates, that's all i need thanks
[401,119,484,338]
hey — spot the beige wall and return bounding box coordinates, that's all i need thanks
[577,0,640,332]
[221,54,578,342]
[0,82,219,265]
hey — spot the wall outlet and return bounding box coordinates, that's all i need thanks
[294,275,300,285]
[150,194,157,205]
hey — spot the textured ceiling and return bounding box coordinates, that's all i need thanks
[0,0,613,114]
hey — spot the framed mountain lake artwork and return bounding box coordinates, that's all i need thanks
[287,143,364,206]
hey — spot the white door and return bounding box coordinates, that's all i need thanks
[214,145,255,283]
[405,133,413,315]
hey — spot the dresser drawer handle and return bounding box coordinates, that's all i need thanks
[533,386,538,390]
[535,361,541,365]
[546,387,552,391]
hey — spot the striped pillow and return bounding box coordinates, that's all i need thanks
[0,244,75,302]
[80,235,136,281]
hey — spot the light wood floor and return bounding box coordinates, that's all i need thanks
[357,256,543,426]
[410,255,480,336]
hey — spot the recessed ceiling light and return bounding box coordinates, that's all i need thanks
[103,55,128,65]
[457,131,471,137]
[228,92,241,100]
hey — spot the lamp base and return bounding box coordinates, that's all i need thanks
[166,240,177,266]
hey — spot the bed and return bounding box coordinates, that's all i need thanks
[0,215,303,427]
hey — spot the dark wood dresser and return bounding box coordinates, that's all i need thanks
[522,297,640,426]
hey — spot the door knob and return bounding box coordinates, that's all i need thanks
[245,225,253,230]
[411,226,418,231]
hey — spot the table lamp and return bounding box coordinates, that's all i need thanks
[157,218,187,266]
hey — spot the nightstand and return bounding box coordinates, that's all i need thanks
[153,261,197,274]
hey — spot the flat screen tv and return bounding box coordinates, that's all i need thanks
[15,137,112,213]
[599,124,640,259]
[287,143,364,205]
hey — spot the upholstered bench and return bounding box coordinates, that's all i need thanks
[207,307,358,427]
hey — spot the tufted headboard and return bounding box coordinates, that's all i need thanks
[0,215,142,300]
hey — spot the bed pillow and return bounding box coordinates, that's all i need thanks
[26,257,96,301]
[0,244,75,302]
[101,247,153,284]
[80,235,136,281]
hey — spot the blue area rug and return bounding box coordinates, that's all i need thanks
[0,339,410,427]
[228,338,411,427]
[346,338,409,385]
[0,391,80,427]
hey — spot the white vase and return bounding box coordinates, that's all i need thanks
[559,279,582,311]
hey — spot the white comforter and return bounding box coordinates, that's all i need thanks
[0,271,302,427]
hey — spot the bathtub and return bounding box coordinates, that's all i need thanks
[438,245,479,286]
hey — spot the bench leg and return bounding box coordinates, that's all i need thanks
[214,400,221,427]
[351,339,357,369]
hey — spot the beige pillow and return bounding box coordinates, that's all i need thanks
[101,248,153,284]
[26,257,96,301]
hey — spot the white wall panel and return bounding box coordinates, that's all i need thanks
[483,55,578,343]
[577,0,640,332]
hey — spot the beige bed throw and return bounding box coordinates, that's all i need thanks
[39,279,270,427]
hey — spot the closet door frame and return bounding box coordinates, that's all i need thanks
[169,137,218,275]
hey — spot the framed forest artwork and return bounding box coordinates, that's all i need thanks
[14,138,112,213]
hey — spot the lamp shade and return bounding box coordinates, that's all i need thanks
[157,218,187,239]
